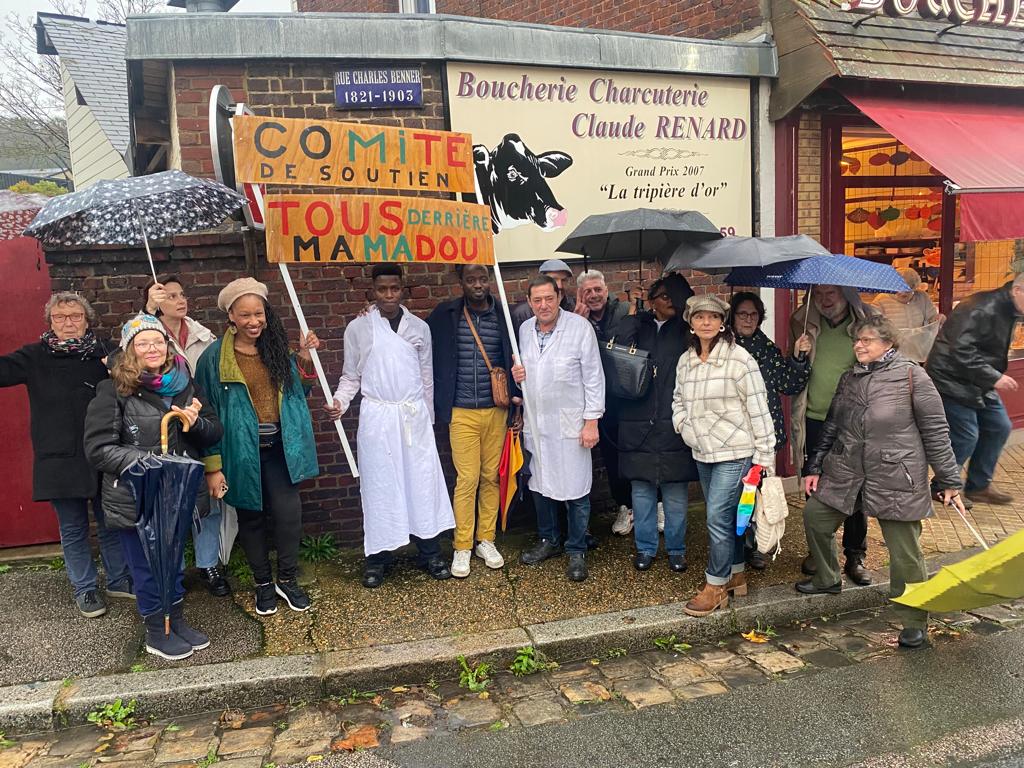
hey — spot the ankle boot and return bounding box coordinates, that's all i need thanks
[844,555,872,586]
[143,612,193,661]
[683,583,729,617]
[170,602,210,650]
[725,572,748,597]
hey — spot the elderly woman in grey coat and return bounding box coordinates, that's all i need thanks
[800,314,962,649]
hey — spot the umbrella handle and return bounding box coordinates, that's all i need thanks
[161,411,190,455]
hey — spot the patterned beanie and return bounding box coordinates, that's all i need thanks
[120,313,167,350]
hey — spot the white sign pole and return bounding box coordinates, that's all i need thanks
[278,261,360,479]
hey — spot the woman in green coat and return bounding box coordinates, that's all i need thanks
[195,278,321,617]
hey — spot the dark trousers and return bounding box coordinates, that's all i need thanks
[806,417,867,558]
[236,439,303,584]
[365,535,442,570]
[598,414,632,508]
[120,529,186,617]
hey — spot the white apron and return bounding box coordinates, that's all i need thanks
[357,309,454,555]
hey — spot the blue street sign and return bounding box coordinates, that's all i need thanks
[334,68,424,110]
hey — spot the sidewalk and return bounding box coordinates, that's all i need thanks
[1,445,1022,732]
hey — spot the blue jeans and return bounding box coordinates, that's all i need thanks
[632,480,688,556]
[942,394,1011,492]
[191,503,223,569]
[532,492,590,554]
[120,530,186,617]
[696,459,750,585]
[52,498,130,598]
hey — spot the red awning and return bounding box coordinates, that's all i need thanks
[844,90,1024,242]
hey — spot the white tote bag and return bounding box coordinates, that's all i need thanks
[754,476,790,559]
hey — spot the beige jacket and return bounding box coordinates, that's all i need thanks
[671,340,776,468]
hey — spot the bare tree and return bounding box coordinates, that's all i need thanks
[96,0,165,25]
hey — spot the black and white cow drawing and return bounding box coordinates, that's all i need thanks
[469,133,573,234]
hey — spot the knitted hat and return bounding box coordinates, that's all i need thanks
[120,313,167,350]
[217,277,269,312]
[538,258,573,275]
[898,267,921,290]
[683,294,730,323]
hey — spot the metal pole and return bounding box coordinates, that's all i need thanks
[278,261,359,479]
[132,201,159,283]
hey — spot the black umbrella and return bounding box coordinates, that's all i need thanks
[121,413,205,637]
[663,234,830,275]
[23,170,246,282]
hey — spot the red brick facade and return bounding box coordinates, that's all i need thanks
[296,0,766,40]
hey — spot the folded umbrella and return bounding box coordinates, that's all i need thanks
[663,234,829,275]
[497,426,524,532]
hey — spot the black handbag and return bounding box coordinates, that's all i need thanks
[600,337,654,400]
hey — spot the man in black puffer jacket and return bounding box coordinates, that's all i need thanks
[926,277,1024,506]
[427,264,517,579]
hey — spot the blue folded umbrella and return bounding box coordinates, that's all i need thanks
[726,254,911,294]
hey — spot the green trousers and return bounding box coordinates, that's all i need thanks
[803,496,929,630]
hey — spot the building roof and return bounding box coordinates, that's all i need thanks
[36,13,130,154]
[771,0,1024,119]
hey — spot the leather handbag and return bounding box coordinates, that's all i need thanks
[464,306,511,408]
[600,337,654,400]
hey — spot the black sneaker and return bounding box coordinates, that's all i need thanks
[520,539,563,565]
[76,589,107,618]
[254,582,278,616]
[275,580,311,612]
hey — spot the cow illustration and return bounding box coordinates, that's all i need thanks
[470,133,573,234]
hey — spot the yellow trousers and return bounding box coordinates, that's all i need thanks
[450,406,507,551]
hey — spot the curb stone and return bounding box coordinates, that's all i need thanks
[0,547,983,734]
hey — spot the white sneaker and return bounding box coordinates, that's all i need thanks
[451,549,471,578]
[657,502,665,533]
[475,540,505,569]
[612,505,634,535]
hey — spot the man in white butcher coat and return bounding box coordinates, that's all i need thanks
[326,264,455,589]
[511,275,605,582]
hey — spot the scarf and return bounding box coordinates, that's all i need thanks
[857,346,899,373]
[139,354,191,397]
[41,329,98,357]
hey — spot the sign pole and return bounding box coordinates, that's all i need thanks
[278,261,360,479]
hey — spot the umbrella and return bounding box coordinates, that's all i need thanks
[556,208,722,286]
[725,254,912,294]
[121,412,205,635]
[23,170,246,281]
[497,424,524,532]
[663,234,830,275]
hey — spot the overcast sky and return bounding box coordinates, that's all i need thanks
[0,0,292,17]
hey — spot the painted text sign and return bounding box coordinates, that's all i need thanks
[232,115,475,193]
[334,67,424,109]
[264,193,495,265]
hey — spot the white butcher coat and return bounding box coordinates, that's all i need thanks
[519,309,605,501]
[333,307,454,555]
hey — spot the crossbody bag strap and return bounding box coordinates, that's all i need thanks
[463,305,495,372]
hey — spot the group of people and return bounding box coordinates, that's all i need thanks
[3,257,1020,659]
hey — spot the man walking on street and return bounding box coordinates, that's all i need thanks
[790,284,877,586]
[512,275,604,582]
[926,276,1024,506]
[427,264,516,578]
[511,259,576,337]
[326,264,455,589]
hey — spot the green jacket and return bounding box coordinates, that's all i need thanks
[194,328,320,511]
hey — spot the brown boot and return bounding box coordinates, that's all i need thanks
[683,582,729,617]
[965,484,1014,506]
[725,572,748,597]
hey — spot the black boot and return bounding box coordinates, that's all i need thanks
[169,602,209,651]
[143,612,193,661]
[200,565,231,598]
[844,554,872,586]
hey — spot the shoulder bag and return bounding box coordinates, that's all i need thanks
[464,306,511,409]
[600,336,654,400]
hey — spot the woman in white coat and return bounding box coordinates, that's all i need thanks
[511,275,605,583]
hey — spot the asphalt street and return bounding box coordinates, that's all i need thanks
[359,627,1024,768]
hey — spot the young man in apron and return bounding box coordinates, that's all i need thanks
[326,264,455,588]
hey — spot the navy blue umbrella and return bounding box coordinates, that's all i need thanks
[725,254,911,294]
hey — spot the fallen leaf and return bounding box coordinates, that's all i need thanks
[307,754,324,762]
[98,734,114,742]
[390,686,409,693]
[477,691,490,700]
[219,709,246,729]
[94,744,110,753]
[331,725,380,752]
[589,659,601,666]
[741,631,770,644]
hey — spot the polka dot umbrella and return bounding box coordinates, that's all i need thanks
[23,170,247,281]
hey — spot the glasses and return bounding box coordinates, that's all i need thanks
[853,335,883,346]
[649,293,668,302]
[734,311,759,319]
[51,313,85,324]
[134,340,167,351]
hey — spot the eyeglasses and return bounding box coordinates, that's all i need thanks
[733,311,760,319]
[649,293,668,302]
[133,340,167,351]
[853,335,883,346]
[51,313,85,324]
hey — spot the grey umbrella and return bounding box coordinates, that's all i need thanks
[24,170,246,281]
[662,234,830,274]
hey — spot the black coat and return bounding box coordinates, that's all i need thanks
[615,312,698,484]
[426,296,516,425]
[735,330,810,449]
[0,339,115,501]
[83,378,222,530]
[926,282,1017,409]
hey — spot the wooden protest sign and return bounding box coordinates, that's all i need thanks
[233,115,476,193]
[264,193,495,264]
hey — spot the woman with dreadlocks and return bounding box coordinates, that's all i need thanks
[195,278,321,616]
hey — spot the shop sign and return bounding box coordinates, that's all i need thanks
[263,193,495,264]
[232,115,475,193]
[334,67,424,110]
[845,0,1023,26]
[446,63,752,265]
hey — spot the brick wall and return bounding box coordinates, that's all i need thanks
[173,63,247,178]
[296,0,767,40]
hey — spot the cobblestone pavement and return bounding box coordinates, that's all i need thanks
[3,601,1021,768]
